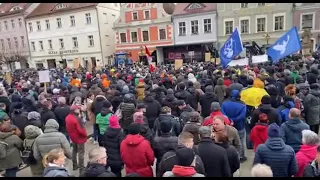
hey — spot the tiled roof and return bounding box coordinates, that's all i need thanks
[26,3,98,19]
[0,3,32,17]
[172,3,216,16]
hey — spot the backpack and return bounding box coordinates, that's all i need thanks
[21,140,37,165]
[0,140,8,159]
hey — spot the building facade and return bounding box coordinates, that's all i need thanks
[0,3,39,71]
[217,3,294,50]
[293,3,320,51]
[170,3,217,63]
[114,3,175,64]
[25,3,120,69]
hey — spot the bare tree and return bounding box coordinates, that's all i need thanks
[0,43,28,71]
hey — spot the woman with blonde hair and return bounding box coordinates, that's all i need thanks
[42,148,71,177]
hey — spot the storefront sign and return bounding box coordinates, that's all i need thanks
[48,49,79,55]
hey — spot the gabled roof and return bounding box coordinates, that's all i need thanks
[0,3,32,17]
[172,3,216,16]
[26,3,98,19]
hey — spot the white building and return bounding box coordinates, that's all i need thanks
[25,3,120,69]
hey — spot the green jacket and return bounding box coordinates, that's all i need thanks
[290,71,299,84]
[0,109,7,122]
[96,113,112,135]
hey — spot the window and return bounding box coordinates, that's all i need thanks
[31,42,35,51]
[39,41,43,50]
[131,32,137,42]
[225,21,233,35]
[274,15,284,30]
[14,37,18,48]
[7,38,11,49]
[48,40,53,49]
[132,12,138,20]
[45,20,50,29]
[120,33,126,43]
[179,22,186,36]
[70,16,75,26]
[11,19,15,29]
[18,18,22,27]
[4,21,8,30]
[159,29,166,40]
[0,39,4,50]
[59,38,64,49]
[28,22,32,32]
[72,37,78,48]
[187,3,203,9]
[257,17,266,32]
[258,3,265,6]
[20,36,25,47]
[11,6,21,11]
[55,4,67,10]
[144,11,150,19]
[103,13,108,23]
[240,19,249,34]
[57,18,62,28]
[302,14,313,29]
[36,21,41,31]
[191,20,199,35]
[88,35,94,46]
[241,3,248,8]
[85,13,91,24]
[142,31,149,41]
[204,18,212,33]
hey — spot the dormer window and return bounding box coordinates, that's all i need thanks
[186,3,204,10]
[55,4,68,10]
[10,6,22,11]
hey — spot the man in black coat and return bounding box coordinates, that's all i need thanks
[158,132,205,177]
[54,97,71,138]
[197,126,231,177]
[250,95,281,129]
[199,86,218,118]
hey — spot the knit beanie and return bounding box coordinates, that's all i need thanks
[268,123,280,138]
[128,123,141,135]
[109,115,120,129]
[176,147,195,166]
[160,120,172,133]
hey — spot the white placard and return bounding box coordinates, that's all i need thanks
[188,51,194,56]
[14,62,21,69]
[252,54,268,64]
[228,58,249,67]
[38,70,50,83]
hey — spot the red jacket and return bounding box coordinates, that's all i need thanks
[223,79,232,87]
[65,113,87,144]
[120,134,154,177]
[203,111,231,126]
[295,145,318,177]
[250,123,268,152]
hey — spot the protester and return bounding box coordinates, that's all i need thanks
[153,106,181,137]
[213,78,226,104]
[143,92,161,129]
[182,113,202,145]
[294,130,319,177]
[42,148,71,177]
[53,97,70,139]
[81,147,116,177]
[96,101,113,146]
[250,113,269,152]
[177,100,196,125]
[280,108,310,152]
[253,123,298,177]
[303,83,320,133]
[199,86,218,118]
[251,164,273,177]
[119,94,136,135]
[304,146,320,177]
[203,102,231,126]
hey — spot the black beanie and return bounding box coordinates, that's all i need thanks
[261,95,271,104]
[102,100,112,109]
[128,123,141,135]
[176,147,195,167]
[160,120,172,133]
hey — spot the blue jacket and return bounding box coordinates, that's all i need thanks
[253,137,298,177]
[277,101,295,124]
[221,90,247,131]
[280,119,310,152]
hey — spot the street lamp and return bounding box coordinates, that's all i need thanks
[264,33,271,45]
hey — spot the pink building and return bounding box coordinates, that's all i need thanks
[293,3,320,51]
[0,3,39,70]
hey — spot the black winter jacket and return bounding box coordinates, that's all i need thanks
[153,114,181,137]
[199,92,218,118]
[215,142,240,175]
[250,104,280,129]
[103,127,124,167]
[144,96,161,129]
[54,105,70,133]
[81,163,116,177]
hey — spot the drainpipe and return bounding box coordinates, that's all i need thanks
[95,5,105,67]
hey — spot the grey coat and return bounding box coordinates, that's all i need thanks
[213,79,226,104]
[0,132,23,170]
[43,166,71,177]
[33,119,72,161]
[303,90,320,126]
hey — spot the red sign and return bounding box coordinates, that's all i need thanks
[168,52,175,60]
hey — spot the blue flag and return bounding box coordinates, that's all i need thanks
[267,26,302,63]
[220,28,244,68]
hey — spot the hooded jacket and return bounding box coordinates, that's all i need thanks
[221,90,247,130]
[295,145,318,177]
[277,100,295,124]
[153,114,181,137]
[120,134,154,177]
[81,163,116,177]
[0,131,23,170]
[304,160,320,177]
[199,87,218,118]
[304,90,320,126]
[96,108,113,135]
[213,78,226,104]
[163,165,204,177]
[162,89,178,116]
[250,104,280,129]
[215,142,240,175]
[65,112,87,144]
[144,95,161,128]
[253,137,298,177]
[250,122,268,152]
[280,119,310,152]
[103,127,124,167]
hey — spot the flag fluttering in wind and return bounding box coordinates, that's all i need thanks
[220,28,244,68]
[267,26,302,63]
[145,46,155,72]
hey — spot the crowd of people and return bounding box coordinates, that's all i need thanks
[0,58,320,177]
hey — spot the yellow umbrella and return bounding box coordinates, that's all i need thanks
[240,87,269,107]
